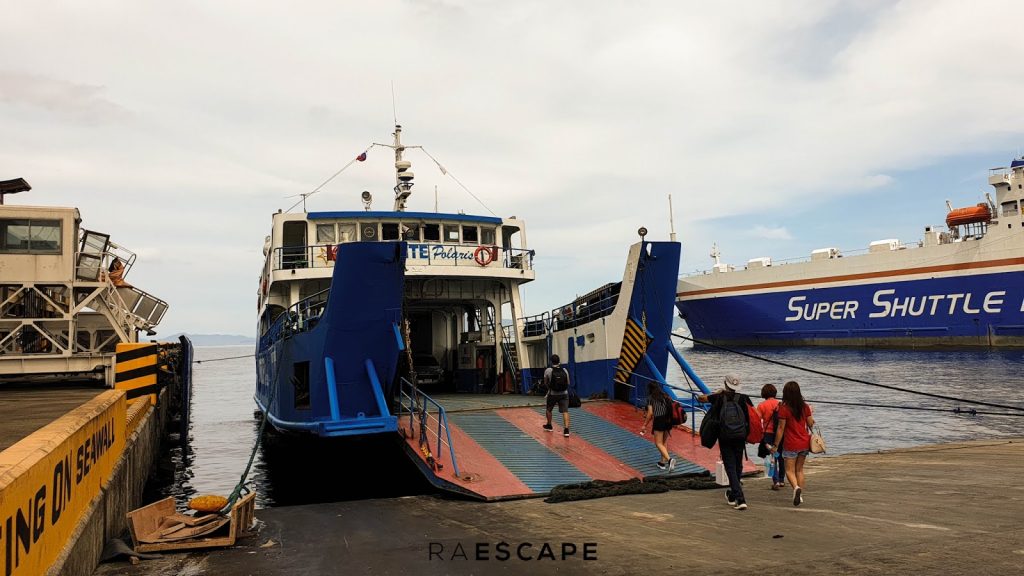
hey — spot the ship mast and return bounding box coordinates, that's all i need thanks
[710,243,722,266]
[392,125,414,211]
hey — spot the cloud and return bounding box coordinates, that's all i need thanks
[2,1,1024,334]
[0,71,129,123]
[748,226,794,241]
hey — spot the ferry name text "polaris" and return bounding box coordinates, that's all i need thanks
[785,290,1017,322]
[406,243,475,261]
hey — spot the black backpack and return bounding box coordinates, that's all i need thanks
[719,394,748,441]
[548,367,569,393]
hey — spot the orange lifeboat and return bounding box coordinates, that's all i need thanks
[945,203,991,227]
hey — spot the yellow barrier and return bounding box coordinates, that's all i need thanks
[125,398,151,437]
[0,390,126,576]
[115,343,159,405]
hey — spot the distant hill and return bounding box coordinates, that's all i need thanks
[167,333,257,346]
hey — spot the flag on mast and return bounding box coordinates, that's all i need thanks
[356,151,367,162]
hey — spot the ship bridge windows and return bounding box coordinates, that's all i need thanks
[0,219,61,253]
[444,224,460,243]
[403,223,421,241]
[339,223,357,243]
[462,225,479,244]
[316,223,336,244]
[360,223,378,241]
[424,223,440,242]
[381,222,400,241]
[481,227,496,245]
[1001,201,1019,217]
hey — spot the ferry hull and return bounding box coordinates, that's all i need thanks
[677,270,1024,347]
[256,242,406,437]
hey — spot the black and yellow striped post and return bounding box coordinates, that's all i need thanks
[115,343,160,404]
[614,317,653,384]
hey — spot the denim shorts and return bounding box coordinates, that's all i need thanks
[781,449,809,459]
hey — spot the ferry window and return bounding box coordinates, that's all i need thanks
[462,225,479,244]
[403,223,421,241]
[316,223,336,244]
[0,219,61,253]
[338,223,357,243]
[444,224,460,243]
[360,223,378,241]
[423,223,440,242]
[481,227,496,245]
[293,361,310,409]
[382,223,400,240]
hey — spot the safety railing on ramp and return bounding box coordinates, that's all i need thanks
[397,378,461,478]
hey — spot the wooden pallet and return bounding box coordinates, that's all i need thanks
[127,492,257,552]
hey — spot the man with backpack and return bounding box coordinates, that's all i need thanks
[542,354,571,437]
[697,374,754,510]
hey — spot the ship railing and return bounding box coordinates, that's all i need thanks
[551,289,621,331]
[397,378,461,478]
[273,244,339,270]
[679,246,886,277]
[520,311,551,338]
[518,289,621,336]
[989,167,1010,179]
[261,288,330,347]
[503,247,535,271]
[272,244,535,272]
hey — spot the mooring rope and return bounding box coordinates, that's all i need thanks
[671,332,1024,413]
[193,353,253,364]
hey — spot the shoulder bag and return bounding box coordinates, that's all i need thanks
[809,425,827,454]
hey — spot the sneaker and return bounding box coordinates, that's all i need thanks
[770,483,780,491]
[793,487,802,507]
[657,461,668,470]
[563,428,570,437]
[734,502,748,510]
[543,423,553,432]
[725,490,736,506]
[667,457,677,472]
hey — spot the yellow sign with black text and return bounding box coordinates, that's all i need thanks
[0,391,126,576]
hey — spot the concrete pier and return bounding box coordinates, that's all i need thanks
[94,437,1024,575]
[0,386,102,451]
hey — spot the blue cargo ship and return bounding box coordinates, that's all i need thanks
[677,160,1024,347]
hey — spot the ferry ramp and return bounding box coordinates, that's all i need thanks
[397,394,752,500]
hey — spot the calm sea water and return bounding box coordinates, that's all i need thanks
[153,344,1024,508]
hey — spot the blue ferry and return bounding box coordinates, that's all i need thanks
[254,125,690,441]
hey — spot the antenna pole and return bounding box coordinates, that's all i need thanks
[668,194,677,242]
[391,81,398,126]
[435,185,439,212]
[392,124,414,211]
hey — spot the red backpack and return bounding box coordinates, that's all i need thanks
[746,404,764,444]
[670,401,686,426]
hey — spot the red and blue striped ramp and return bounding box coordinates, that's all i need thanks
[400,399,756,500]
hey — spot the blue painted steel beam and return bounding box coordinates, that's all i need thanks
[667,342,712,395]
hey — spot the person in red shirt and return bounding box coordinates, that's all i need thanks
[767,381,815,507]
[756,384,785,490]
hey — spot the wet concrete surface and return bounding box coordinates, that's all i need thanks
[95,438,1024,575]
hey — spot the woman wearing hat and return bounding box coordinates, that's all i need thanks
[697,374,754,510]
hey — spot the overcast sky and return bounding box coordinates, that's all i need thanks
[4,1,1024,337]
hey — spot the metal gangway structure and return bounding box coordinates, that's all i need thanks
[0,184,168,386]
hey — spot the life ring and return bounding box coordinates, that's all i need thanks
[473,245,496,266]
